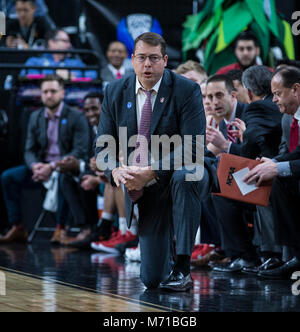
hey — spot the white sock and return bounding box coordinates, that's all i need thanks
[118,217,127,235]
[101,212,113,221]
[129,217,138,236]
[195,227,201,245]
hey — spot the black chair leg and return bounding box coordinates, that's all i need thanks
[28,210,47,243]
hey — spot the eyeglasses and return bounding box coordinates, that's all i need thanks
[134,55,164,63]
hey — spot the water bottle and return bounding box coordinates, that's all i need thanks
[4,75,13,90]
[97,195,104,221]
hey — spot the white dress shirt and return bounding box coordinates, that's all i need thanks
[224,99,237,152]
[135,76,162,128]
[294,105,300,121]
[224,99,237,126]
[108,64,126,79]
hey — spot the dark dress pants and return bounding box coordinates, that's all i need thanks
[200,194,221,245]
[1,165,42,225]
[253,203,282,254]
[138,167,210,288]
[59,173,98,228]
[1,165,66,226]
[212,195,281,258]
[211,196,256,258]
[270,177,300,252]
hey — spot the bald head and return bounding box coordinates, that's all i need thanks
[271,66,300,115]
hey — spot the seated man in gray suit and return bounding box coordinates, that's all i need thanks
[100,41,133,89]
[0,74,89,243]
[96,32,212,291]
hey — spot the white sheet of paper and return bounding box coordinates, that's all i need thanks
[232,167,258,196]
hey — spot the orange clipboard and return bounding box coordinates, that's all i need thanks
[212,153,272,207]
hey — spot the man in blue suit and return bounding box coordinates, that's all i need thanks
[95,32,211,291]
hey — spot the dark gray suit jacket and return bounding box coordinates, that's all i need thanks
[96,69,214,227]
[277,113,300,156]
[24,104,90,168]
[274,110,300,178]
[229,94,282,159]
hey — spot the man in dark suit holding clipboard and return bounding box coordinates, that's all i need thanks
[244,66,300,279]
[204,75,262,273]
[95,32,212,291]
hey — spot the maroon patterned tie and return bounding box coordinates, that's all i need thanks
[128,89,153,202]
[289,117,299,152]
[116,70,122,79]
[226,123,236,143]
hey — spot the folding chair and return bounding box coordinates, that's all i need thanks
[27,174,81,243]
[28,209,81,243]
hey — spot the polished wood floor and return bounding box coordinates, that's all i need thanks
[0,241,299,312]
[0,269,166,312]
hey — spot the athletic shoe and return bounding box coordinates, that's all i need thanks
[191,244,215,262]
[91,230,137,254]
[114,237,139,254]
[125,245,141,262]
[191,244,205,261]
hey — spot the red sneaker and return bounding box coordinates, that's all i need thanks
[91,229,119,251]
[199,244,216,257]
[191,244,215,262]
[91,230,137,254]
[191,244,205,261]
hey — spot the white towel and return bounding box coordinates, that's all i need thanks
[42,171,59,212]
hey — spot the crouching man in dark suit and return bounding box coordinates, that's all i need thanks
[95,32,212,291]
[0,74,89,243]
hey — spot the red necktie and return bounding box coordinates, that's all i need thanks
[226,123,236,143]
[128,90,153,203]
[289,117,299,152]
[116,70,122,79]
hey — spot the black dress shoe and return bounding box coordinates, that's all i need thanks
[258,257,300,279]
[213,257,259,273]
[242,257,284,275]
[159,270,193,292]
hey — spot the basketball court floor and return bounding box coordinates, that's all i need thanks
[0,241,299,312]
